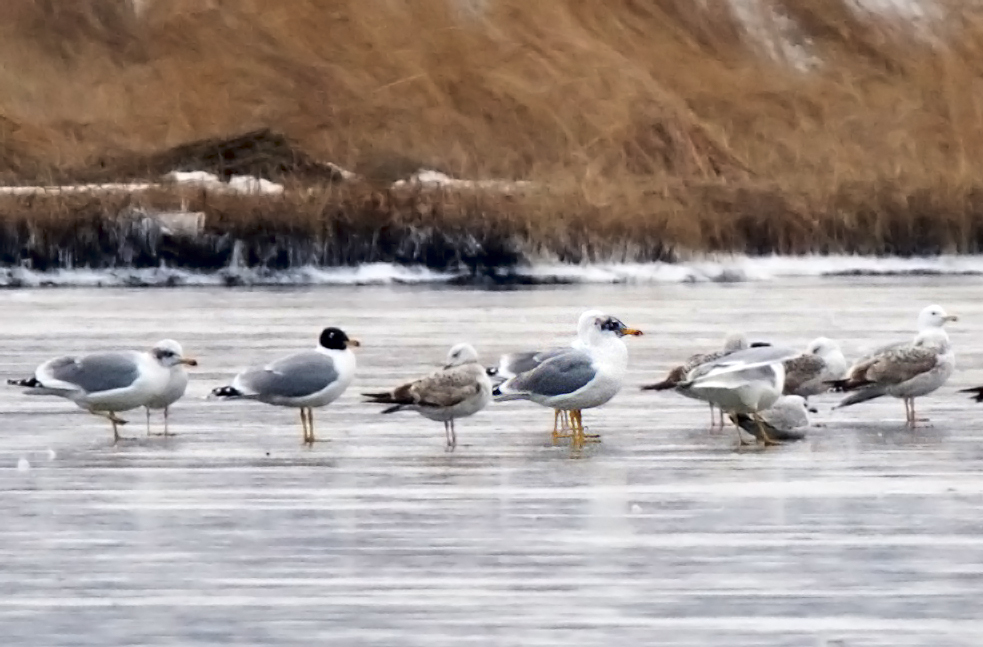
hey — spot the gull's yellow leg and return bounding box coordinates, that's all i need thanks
[552,410,571,444]
[754,413,782,446]
[570,410,585,451]
[300,408,309,444]
[307,408,318,443]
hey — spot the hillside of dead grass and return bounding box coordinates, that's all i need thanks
[2,0,983,258]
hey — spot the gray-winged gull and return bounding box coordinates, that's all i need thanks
[782,337,847,399]
[142,339,192,436]
[731,394,816,442]
[363,343,492,450]
[641,332,749,427]
[210,327,359,444]
[829,305,956,427]
[675,344,802,446]
[487,316,593,442]
[7,340,198,442]
[494,310,643,450]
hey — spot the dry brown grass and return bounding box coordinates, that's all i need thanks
[2,0,983,254]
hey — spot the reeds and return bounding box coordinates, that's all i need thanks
[2,0,983,257]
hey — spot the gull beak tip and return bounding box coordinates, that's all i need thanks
[348,338,362,348]
[182,358,199,367]
[623,328,643,337]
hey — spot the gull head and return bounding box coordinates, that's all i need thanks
[151,339,198,368]
[722,332,749,353]
[444,343,479,368]
[320,327,360,350]
[918,305,958,330]
[578,310,643,342]
[781,394,817,415]
[807,337,840,357]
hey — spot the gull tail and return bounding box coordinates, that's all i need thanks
[958,386,983,403]
[7,376,41,388]
[491,384,527,402]
[640,379,675,391]
[210,385,244,400]
[833,385,887,409]
[362,391,412,414]
[825,377,874,393]
[7,377,68,397]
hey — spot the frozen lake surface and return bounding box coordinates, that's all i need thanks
[2,277,983,646]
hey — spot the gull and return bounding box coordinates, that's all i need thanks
[7,340,198,443]
[829,305,956,427]
[641,332,749,427]
[363,343,492,450]
[730,394,816,443]
[960,386,983,402]
[487,336,587,442]
[493,310,643,449]
[675,345,802,446]
[210,327,359,444]
[142,339,192,436]
[782,337,848,399]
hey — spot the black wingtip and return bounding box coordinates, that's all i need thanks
[211,385,242,398]
[7,377,40,388]
[492,385,503,397]
[824,378,872,393]
[958,387,983,402]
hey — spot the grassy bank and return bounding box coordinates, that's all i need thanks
[2,0,983,259]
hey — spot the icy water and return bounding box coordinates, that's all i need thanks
[2,278,983,647]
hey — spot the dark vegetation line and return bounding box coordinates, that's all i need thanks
[2,1,983,271]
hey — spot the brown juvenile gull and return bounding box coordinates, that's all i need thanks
[641,332,748,427]
[828,305,956,428]
[782,337,848,399]
[363,343,492,450]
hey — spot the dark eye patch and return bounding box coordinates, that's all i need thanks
[599,317,623,332]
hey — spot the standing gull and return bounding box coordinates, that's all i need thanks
[730,394,816,443]
[143,339,192,436]
[641,332,749,427]
[675,345,802,446]
[210,327,359,444]
[782,337,848,399]
[487,334,588,442]
[494,310,643,450]
[7,340,198,443]
[829,305,956,427]
[363,343,492,450]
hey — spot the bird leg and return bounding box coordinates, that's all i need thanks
[708,403,718,429]
[300,408,310,444]
[448,419,457,451]
[552,410,572,444]
[754,413,782,446]
[88,410,131,444]
[146,408,152,436]
[163,406,172,436]
[570,410,584,451]
[728,414,752,448]
[306,408,319,443]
